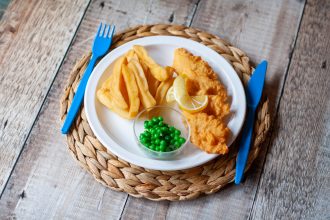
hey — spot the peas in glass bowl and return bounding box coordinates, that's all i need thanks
[133,106,190,159]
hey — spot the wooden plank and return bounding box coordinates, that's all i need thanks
[251,0,330,219]
[0,0,199,219]
[0,0,89,192]
[121,0,306,219]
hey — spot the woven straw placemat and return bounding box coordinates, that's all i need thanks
[60,24,270,201]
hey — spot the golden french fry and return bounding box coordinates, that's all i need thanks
[133,45,170,81]
[121,64,140,118]
[128,59,148,88]
[125,49,134,60]
[103,56,128,110]
[139,58,149,73]
[97,89,131,119]
[155,77,174,104]
[165,66,175,76]
[96,88,112,109]
[125,49,139,63]
[145,69,160,97]
[128,60,156,109]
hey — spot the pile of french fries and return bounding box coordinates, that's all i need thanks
[97,45,175,119]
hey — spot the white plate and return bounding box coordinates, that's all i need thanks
[85,36,246,171]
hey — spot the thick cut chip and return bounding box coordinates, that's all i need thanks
[104,56,128,110]
[96,88,131,119]
[128,60,156,109]
[121,64,140,118]
[125,49,135,61]
[146,69,160,97]
[133,45,170,81]
[126,49,140,63]
[155,77,174,104]
[165,66,175,76]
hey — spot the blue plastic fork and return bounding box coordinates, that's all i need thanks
[61,23,115,134]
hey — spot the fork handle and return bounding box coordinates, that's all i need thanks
[61,55,97,134]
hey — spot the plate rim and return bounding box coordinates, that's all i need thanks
[84,36,246,171]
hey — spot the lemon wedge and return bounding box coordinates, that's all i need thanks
[168,75,208,113]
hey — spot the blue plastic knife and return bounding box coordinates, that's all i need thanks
[235,60,268,184]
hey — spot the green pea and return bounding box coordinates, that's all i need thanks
[179,137,186,144]
[159,145,165,152]
[164,135,171,142]
[154,139,160,145]
[144,121,150,129]
[151,128,157,134]
[152,117,158,123]
[149,121,155,128]
[174,135,180,141]
[174,141,181,148]
[155,146,160,151]
[160,140,166,146]
[169,126,176,132]
[174,130,181,136]
[170,133,175,138]
[150,145,156,150]
[160,127,168,132]
[153,133,160,139]
[158,121,163,127]
[157,116,163,122]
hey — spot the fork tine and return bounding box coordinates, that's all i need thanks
[101,24,107,37]
[97,22,103,36]
[108,25,115,38]
[104,24,110,38]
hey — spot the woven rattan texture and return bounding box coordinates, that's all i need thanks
[60,24,270,201]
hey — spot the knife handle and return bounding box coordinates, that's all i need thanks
[235,107,256,184]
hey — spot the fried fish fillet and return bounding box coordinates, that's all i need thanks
[172,48,231,154]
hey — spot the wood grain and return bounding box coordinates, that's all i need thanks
[0,0,198,219]
[121,0,306,219]
[251,0,330,219]
[0,0,90,193]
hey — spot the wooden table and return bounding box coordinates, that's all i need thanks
[0,0,329,219]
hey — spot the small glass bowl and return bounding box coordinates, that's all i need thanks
[133,105,190,160]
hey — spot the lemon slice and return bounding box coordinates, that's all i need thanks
[166,86,175,102]
[173,75,189,99]
[177,95,208,113]
[170,75,208,113]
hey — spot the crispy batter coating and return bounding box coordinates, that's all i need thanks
[173,48,231,154]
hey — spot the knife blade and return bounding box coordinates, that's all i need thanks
[235,60,268,184]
